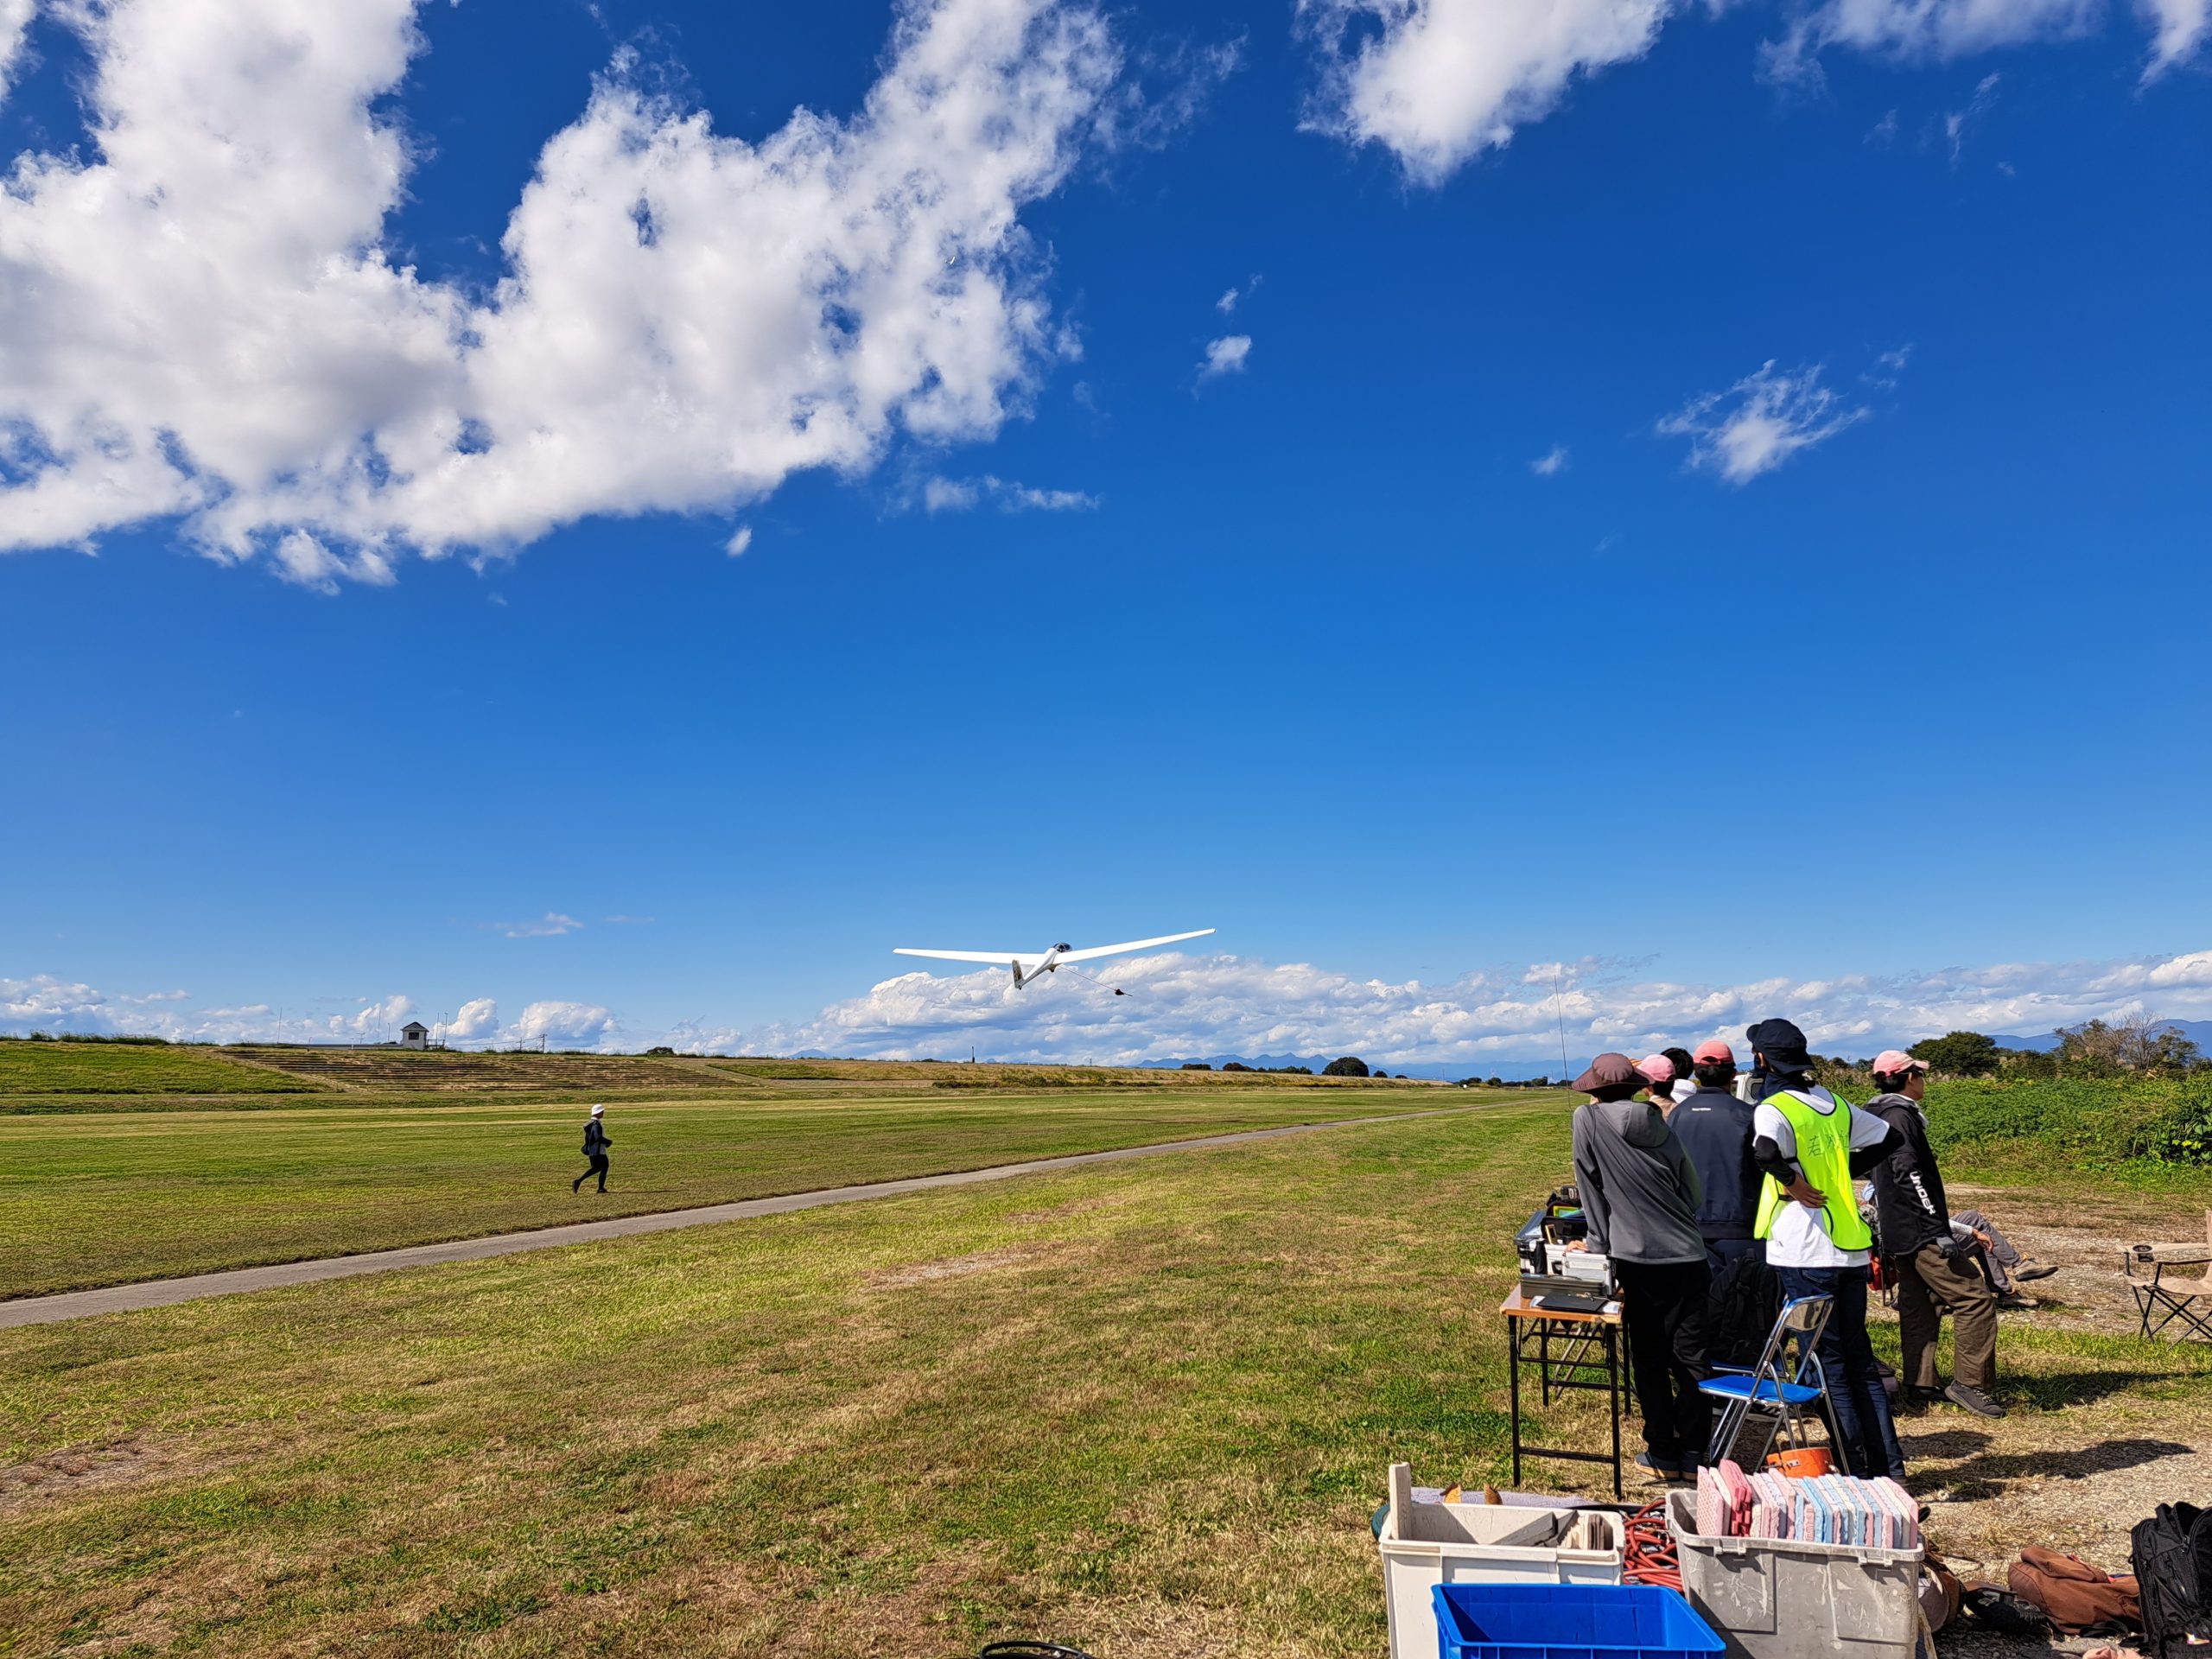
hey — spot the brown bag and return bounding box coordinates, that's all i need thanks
[2008,1545,2141,1634]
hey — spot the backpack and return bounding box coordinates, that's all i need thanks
[2134,1502,2212,1657]
[1707,1253,1782,1371]
[2006,1546,2139,1636]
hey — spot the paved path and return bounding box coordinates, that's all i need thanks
[0,1102,1499,1331]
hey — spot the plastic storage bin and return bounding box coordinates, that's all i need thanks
[1378,1464,1624,1659]
[1665,1490,1924,1659]
[1431,1583,1726,1659]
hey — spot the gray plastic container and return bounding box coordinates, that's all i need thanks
[1665,1491,1925,1659]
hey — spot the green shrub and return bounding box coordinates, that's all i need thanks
[1923,1075,2206,1171]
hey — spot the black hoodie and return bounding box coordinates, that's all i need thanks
[1866,1091,1948,1257]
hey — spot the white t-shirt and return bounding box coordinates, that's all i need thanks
[1752,1085,1892,1269]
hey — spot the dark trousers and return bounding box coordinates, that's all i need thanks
[1777,1264,1904,1480]
[1706,1236,1764,1274]
[1895,1242,1999,1392]
[575,1154,609,1192]
[1613,1258,1714,1468]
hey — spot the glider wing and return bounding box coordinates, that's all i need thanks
[1056,929,1215,964]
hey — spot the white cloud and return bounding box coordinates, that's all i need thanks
[1305,0,1674,184]
[1530,444,1569,477]
[120,988,191,1005]
[0,0,1121,582]
[487,912,584,938]
[1217,287,1243,313]
[1656,360,1869,484]
[921,473,1099,512]
[505,1001,617,1047]
[729,946,2212,1066]
[0,0,35,94]
[1942,71,2000,166]
[1306,0,2202,182]
[1198,334,1252,381]
[1761,0,2098,84]
[444,997,499,1039]
[724,525,752,557]
[339,995,415,1039]
[2139,0,2211,73]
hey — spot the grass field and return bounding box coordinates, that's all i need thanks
[0,1084,1462,1298]
[0,1041,323,1098]
[2,1096,2206,1658]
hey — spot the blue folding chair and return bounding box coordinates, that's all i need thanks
[1700,1294,1843,1469]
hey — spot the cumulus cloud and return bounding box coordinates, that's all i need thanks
[1198,334,1252,382]
[1530,444,1569,477]
[1305,0,1673,184]
[726,946,2212,1066]
[444,997,499,1039]
[0,0,1121,582]
[919,474,1099,512]
[505,1000,617,1047]
[1306,0,2202,181]
[1656,361,1869,484]
[487,912,584,938]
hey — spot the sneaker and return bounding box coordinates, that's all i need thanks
[2015,1264,2058,1282]
[1944,1382,2006,1419]
[1899,1389,1940,1417]
[1635,1452,1688,1480]
[1997,1292,2037,1311]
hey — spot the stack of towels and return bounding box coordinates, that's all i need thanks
[1694,1459,1919,1550]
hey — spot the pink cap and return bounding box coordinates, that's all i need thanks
[1636,1053,1675,1086]
[1872,1049,1929,1076]
[1692,1039,1735,1066]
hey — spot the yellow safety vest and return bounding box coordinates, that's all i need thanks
[1754,1088,1873,1251]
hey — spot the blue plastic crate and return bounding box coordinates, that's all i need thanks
[1432,1583,1725,1659]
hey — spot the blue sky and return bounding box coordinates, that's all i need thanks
[1,0,2207,1064]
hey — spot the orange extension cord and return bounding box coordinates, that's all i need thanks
[1622,1501,1683,1591]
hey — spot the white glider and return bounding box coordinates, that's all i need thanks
[894,929,1215,989]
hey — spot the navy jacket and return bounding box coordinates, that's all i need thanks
[582,1120,609,1157]
[1670,1085,1763,1242]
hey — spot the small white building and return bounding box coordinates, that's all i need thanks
[401,1020,430,1050]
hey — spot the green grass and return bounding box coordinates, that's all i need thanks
[0,1041,321,1098]
[0,1088,1482,1298]
[0,1096,2201,1659]
[1925,1074,2212,1198]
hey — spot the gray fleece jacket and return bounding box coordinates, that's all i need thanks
[1570,1099,1707,1266]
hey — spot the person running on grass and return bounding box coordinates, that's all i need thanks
[573,1103,610,1194]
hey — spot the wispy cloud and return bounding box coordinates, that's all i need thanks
[724,526,753,557]
[1656,361,1870,485]
[120,988,192,1005]
[1198,334,1252,384]
[1942,72,2001,166]
[920,474,1099,514]
[1530,445,1570,477]
[603,915,657,925]
[486,912,584,939]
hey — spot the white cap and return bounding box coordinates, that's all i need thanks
[590,1103,605,1116]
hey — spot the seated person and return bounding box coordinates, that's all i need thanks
[1949,1207,2057,1306]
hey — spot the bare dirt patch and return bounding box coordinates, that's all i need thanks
[862,1244,1057,1291]
[0,1434,176,1511]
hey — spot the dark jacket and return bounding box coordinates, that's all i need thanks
[1570,1098,1706,1265]
[1867,1092,1948,1257]
[1671,1086,1762,1241]
[583,1120,609,1157]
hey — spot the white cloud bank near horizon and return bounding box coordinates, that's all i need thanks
[0,0,1123,583]
[1306,0,2205,184]
[10,947,2211,1067]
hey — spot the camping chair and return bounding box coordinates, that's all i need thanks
[2123,1243,2212,1345]
[1699,1294,1843,1469]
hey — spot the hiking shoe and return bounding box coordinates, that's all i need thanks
[1997,1292,2037,1311]
[1634,1452,1688,1480]
[1899,1388,1941,1417]
[1945,1382,2006,1419]
[2016,1263,2058,1282]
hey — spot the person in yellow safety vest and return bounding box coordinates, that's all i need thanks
[1745,1017,1907,1483]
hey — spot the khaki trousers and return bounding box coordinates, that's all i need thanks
[1895,1242,1999,1392]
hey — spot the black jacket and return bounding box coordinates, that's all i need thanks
[1671,1086,1763,1241]
[583,1120,609,1157]
[1867,1092,1948,1257]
